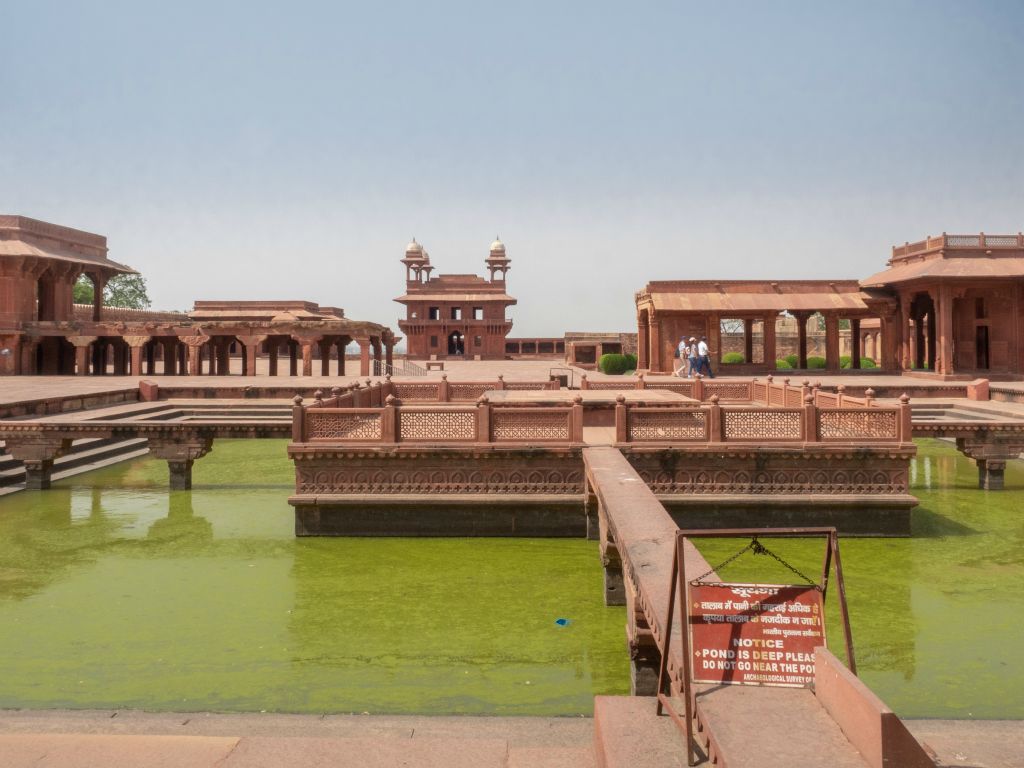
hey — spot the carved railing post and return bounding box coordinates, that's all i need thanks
[864,387,875,407]
[571,395,584,442]
[496,374,506,391]
[439,374,450,402]
[292,395,305,442]
[383,395,399,443]
[580,373,589,391]
[476,395,491,443]
[383,374,394,400]
[803,394,818,442]
[707,395,722,442]
[898,394,912,443]
[836,384,846,408]
[636,373,645,390]
[615,394,628,443]
[693,374,705,402]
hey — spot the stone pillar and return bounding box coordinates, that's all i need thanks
[161,339,177,375]
[743,318,754,364]
[124,336,151,377]
[146,343,156,375]
[289,340,299,376]
[793,312,810,369]
[385,337,394,368]
[637,314,649,371]
[148,436,214,490]
[268,342,279,376]
[937,285,954,375]
[337,340,347,376]
[89,272,107,321]
[3,437,71,490]
[708,313,721,371]
[235,335,267,377]
[977,459,1006,490]
[67,336,97,376]
[320,340,331,376]
[357,338,371,376]
[824,313,840,371]
[763,313,777,369]
[217,341,230,375]
[301,342,314,377]
[372,337,382,376]
[849,319,861,369]
[179,336,209,376]
[647,313,661,373]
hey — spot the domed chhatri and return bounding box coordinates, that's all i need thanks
[489,237,506,254]
[405,238,425,257]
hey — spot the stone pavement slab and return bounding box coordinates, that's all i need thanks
[220,736,508,768]
[0,733,239,768]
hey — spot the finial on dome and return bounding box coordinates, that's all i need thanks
[405,238,423,255]
[490,236,505,253]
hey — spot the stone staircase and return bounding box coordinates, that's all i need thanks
[0,436,149,494]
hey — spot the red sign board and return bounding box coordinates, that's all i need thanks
[689,583,825,687]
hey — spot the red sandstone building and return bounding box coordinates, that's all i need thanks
[636,232,1024,379]
[0,215,395,376]
[395,238,515,360]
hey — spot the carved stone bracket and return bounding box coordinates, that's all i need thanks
[148,435,214,490]
[4,436,72,490]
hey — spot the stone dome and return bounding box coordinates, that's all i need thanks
[489,237,506,254]
[405,239,424,256]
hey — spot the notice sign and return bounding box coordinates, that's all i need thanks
[689,583,825,687]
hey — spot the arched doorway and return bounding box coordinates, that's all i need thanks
[447,331,465,356]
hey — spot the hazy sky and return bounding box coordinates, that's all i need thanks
[2,1,1023,336]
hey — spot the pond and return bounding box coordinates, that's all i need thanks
[0,438,1021,718]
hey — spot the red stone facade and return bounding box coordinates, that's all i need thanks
[0,216,396,376]
[395,239,515,360]
[636,234,1024,379]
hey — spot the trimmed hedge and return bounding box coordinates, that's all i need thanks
[625,353,637,370]
[775,359,793,370]
[722,352,745,364]
[784,354,799,368]
[806,356,826,369]
[841,355,878,369]
[598,353,632,375]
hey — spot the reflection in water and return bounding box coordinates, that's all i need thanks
[0,438,1022,717]
[146,492,213,545]
[0,440,628,715]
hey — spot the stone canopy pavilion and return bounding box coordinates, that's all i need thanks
[0,215,396,377]
[636,232,1024,379]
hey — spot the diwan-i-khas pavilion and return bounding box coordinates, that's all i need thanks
[636,232,1024,379]
[0,215,396,376]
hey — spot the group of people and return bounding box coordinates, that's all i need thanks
[675,335,714,378]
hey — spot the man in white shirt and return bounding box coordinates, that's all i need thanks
[697,336,714,378]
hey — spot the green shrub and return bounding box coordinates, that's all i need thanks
[840,355,878,369]
[861,358,876,369]
[598,353,631,375]
[624,353,638,370]
[840,355,852,369]
[775,359,793,370]
[807,356,826,369]
[722,352,745,364]
[784,354,799,368]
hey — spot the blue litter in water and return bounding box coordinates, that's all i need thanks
[555,618,570,627]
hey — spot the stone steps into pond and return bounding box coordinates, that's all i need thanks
[0,436,149,494]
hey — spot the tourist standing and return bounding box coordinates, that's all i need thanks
[674,336,688,377]
[686,337,698,377]
[698,336,714,378]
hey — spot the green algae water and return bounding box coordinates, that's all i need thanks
[2,439,1023,718]
[0,440,628,715]
[693,438,1024,720]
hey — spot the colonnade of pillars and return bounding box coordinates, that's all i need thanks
[20,332,394,377]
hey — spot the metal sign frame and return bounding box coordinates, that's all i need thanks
[654,527,855,766]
